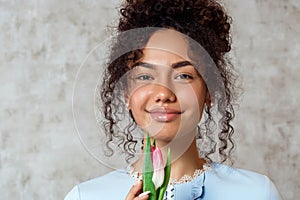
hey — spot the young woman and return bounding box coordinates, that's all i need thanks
[65,0,282,199]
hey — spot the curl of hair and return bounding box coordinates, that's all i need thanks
[101,0,238,164]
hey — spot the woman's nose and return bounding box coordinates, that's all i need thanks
[153,84,176,103]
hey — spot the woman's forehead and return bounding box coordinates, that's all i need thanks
[144,29,190,61]
[140,48,190,67]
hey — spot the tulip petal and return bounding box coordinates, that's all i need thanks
[158,147,171,200]
[151,147,165,190]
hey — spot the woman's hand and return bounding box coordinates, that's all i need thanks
[125,179,150,200]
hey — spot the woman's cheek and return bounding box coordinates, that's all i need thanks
[177,86,206,117]
[129,88,151,126]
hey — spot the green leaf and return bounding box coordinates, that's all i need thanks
[143,133,156,199]
[152,138,156,147]
[158,147,171,200]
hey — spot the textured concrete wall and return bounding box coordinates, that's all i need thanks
[0,0,299,199]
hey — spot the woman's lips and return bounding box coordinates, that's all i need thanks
[147,108,182,122]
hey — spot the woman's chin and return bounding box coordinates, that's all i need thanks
[146,129,181,144]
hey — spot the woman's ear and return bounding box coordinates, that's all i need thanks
[124,91,131,109]
[205,90,212,108]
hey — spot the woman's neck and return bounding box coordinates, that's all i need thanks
[169,139,206,180]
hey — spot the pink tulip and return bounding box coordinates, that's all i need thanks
[151,146,165,190]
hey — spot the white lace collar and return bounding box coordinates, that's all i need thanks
[126,163,211,185]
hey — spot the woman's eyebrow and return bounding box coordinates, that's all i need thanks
[131,61,157,69]
[132,61,194,69]
[171,61,194,69]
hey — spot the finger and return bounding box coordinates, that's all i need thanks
[137,191,150,199]
[125,180,143,200]
[133,191,150,200]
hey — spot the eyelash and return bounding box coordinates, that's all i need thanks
[136,74,154,80]
[175,73,194,80]
[133,73,195,81]
[136,74,193,81]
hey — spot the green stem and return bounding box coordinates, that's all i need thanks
[143,133,156,199]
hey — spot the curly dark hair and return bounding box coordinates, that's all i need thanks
[100,0,238,164]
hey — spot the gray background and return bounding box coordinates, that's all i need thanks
[0,0,299,199]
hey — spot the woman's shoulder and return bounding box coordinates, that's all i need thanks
[205,163,282,199]
[79,169,133,187]
[209,162,269,182]
[64,169,134,200]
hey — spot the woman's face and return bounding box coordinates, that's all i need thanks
[126,30,209,142]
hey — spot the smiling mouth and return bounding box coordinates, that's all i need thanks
[146,108,182,122]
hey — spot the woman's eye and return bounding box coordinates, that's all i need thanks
[176,74,193,80]
[136,74,153,80]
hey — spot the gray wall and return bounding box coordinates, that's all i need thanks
[0,0,299,199]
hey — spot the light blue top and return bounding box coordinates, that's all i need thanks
[64,163,282,200]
